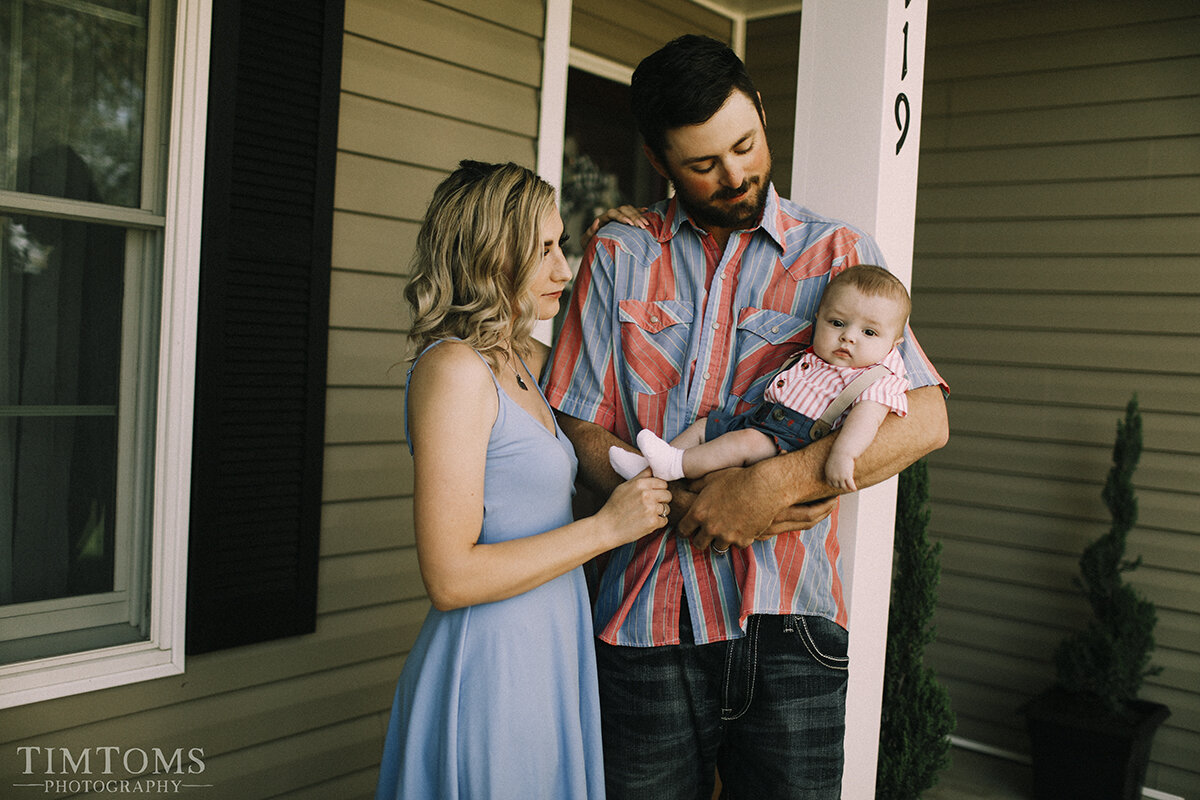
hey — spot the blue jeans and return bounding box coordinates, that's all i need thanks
[705,401,822,454]
[596,611,848,800]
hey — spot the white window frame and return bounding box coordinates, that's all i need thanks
[0,0,211,709]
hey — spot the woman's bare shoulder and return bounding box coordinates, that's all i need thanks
[409,342,495,409]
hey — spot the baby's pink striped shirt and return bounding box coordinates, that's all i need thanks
[762,346,909,423]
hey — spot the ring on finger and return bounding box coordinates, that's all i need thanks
[659,502,669,518]
[711,544,730,555]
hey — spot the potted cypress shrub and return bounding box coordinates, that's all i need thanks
[1023,396,1169,800]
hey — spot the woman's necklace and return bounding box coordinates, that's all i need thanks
[506,348,529,391]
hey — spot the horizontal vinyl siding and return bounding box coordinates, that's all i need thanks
[323,0,547,795]
[0,602,425,798]
[914,2,1200,796]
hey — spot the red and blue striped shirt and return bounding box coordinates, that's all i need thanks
[545,186,945,646]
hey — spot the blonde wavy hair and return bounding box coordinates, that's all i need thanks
[405,160,557,369]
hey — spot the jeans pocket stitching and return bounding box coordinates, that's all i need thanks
[798,616,849,672]
[721,618,759,721]
[721,638,736,718]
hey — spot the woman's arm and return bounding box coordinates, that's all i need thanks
[410,343,671,611]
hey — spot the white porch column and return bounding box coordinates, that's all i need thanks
[791,2,929,797]
[533,0,572,345]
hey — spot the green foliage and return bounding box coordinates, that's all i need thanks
[877,459,955,800]
[1054,395,1161,716]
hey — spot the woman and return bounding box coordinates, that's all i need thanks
[375,161,671,800]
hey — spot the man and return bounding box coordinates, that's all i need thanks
[544,35,948,799]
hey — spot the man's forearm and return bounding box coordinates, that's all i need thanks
[753,384,949,507]
[555,412,629,497]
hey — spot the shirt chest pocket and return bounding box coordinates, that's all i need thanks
[730,308,812,405]
[617,299,694,396]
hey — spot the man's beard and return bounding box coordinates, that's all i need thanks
[672,165,772,232]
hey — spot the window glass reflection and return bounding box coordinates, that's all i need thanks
[1,0,150,206]
[1,213,125,606]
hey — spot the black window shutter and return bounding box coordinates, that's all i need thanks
[187,0,344,654]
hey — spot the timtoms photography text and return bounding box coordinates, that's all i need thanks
[12,746,211,795]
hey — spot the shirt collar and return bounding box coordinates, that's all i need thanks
[659,183,785,251]
[806,345,906,376]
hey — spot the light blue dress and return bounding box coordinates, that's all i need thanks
[376,345,604,800]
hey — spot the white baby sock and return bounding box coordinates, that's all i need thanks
[609,446,650,480]
[637,429,685,482]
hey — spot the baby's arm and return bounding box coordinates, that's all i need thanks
[825,400,892,492]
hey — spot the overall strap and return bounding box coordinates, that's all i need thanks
[809,364,890,440]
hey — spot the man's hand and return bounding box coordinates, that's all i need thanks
[676,467,838,551]
[665,479,698,528]
[757,496,839,538]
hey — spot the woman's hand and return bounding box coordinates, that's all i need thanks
[581,205,649,250]
[594,472,672,547]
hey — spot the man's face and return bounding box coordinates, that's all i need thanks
[650,90,772,233]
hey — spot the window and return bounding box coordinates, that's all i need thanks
[0,0,209,707]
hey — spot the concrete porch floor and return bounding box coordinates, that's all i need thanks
[923,746,1035,800]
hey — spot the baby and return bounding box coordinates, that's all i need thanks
[609,264,912,492]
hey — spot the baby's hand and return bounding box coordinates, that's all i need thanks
[825,453,858,493]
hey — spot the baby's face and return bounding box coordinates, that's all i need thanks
[811,285,906,368]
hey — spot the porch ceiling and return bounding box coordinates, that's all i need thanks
[706,0,804,20]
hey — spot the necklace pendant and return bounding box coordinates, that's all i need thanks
[515,371,529,391]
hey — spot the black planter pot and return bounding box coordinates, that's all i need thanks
[1022,687,1170,800]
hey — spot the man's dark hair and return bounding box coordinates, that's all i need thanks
[630,34,765,159]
